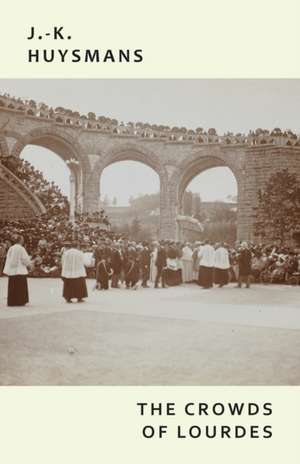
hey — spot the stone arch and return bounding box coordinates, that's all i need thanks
[95,142,165,177]
[11,126,84,165]
[171,149,243,241]
[88,142,166,230]
[94,142,166,203]
[10,127,85,215]
[175,151,242,214]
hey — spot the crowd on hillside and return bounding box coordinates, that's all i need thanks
[0,215,117,278]
[1,155,69,216]
[76,211,110,226]
[0,155,114,278]
[1,155,111,225]
[1,92,299,145]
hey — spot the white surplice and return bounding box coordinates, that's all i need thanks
[3,244,31,276]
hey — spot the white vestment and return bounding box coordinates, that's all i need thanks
[3,244,31,276]
[150,249,158,282]
[61,248,87,278]
[214,247,230,270]
[182,245,193,282]
[198,244,215,268]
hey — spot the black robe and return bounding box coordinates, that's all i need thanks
[7,275,29,306]
[63,277,88,300]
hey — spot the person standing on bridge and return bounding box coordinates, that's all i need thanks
[3,234,31,306]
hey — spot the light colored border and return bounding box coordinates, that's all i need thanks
[1,1,299,462]
[1,0,300,78]
[0,386,299,463]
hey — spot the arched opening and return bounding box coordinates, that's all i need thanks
[100,160,160,241]
[11,130,84,219]
[21,145,71,197]
[179,165,238,244]
[19,144,73,218]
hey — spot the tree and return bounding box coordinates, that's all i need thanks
[253,168,300,244]
[112,196,117,206]
[204,221,237,244]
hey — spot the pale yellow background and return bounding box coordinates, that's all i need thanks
[1,0,300,462]
[0,387,299,463]
[0,0,300,78]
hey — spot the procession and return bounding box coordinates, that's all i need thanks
[1,233,299,307]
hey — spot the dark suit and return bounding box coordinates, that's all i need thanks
[124,259,139,288]
[155,246,167,288]
[140,247,151,287]
[111,249,123,288]
[97,260,111,289]
[238,248,252,287]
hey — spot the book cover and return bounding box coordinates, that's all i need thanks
[0,1,299,463]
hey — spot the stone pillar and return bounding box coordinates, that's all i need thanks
[159,168,178,240]
[237,156,260,243]
[82,169,100,212]
[75,169,83,214]
[69,172,76,223]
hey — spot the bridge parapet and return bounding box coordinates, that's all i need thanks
[1,94,299,147]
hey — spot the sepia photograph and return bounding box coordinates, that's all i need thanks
[0,79,300,385]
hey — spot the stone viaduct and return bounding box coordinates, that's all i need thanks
[1,101,300,241]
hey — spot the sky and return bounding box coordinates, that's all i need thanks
[2,79,300,204]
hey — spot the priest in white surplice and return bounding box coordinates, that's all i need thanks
[214,243,230,287]
[61,242,88,303]
[198,240,215,288]
[3,235,31,306]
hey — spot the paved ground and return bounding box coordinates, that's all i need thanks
[0,277,299,385]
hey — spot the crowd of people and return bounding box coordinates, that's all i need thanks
[2,156,111,227]
[2,232,300,293]
[0,155,113,279]
[81,239,300,289]
[1,92,299,146]
[0,214,116,279]
[2,235,300,306]
[2,155,69,216]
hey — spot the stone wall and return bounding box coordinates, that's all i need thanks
[0,178,37,219]
[0,163,45,219]
[240,145,300,241]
